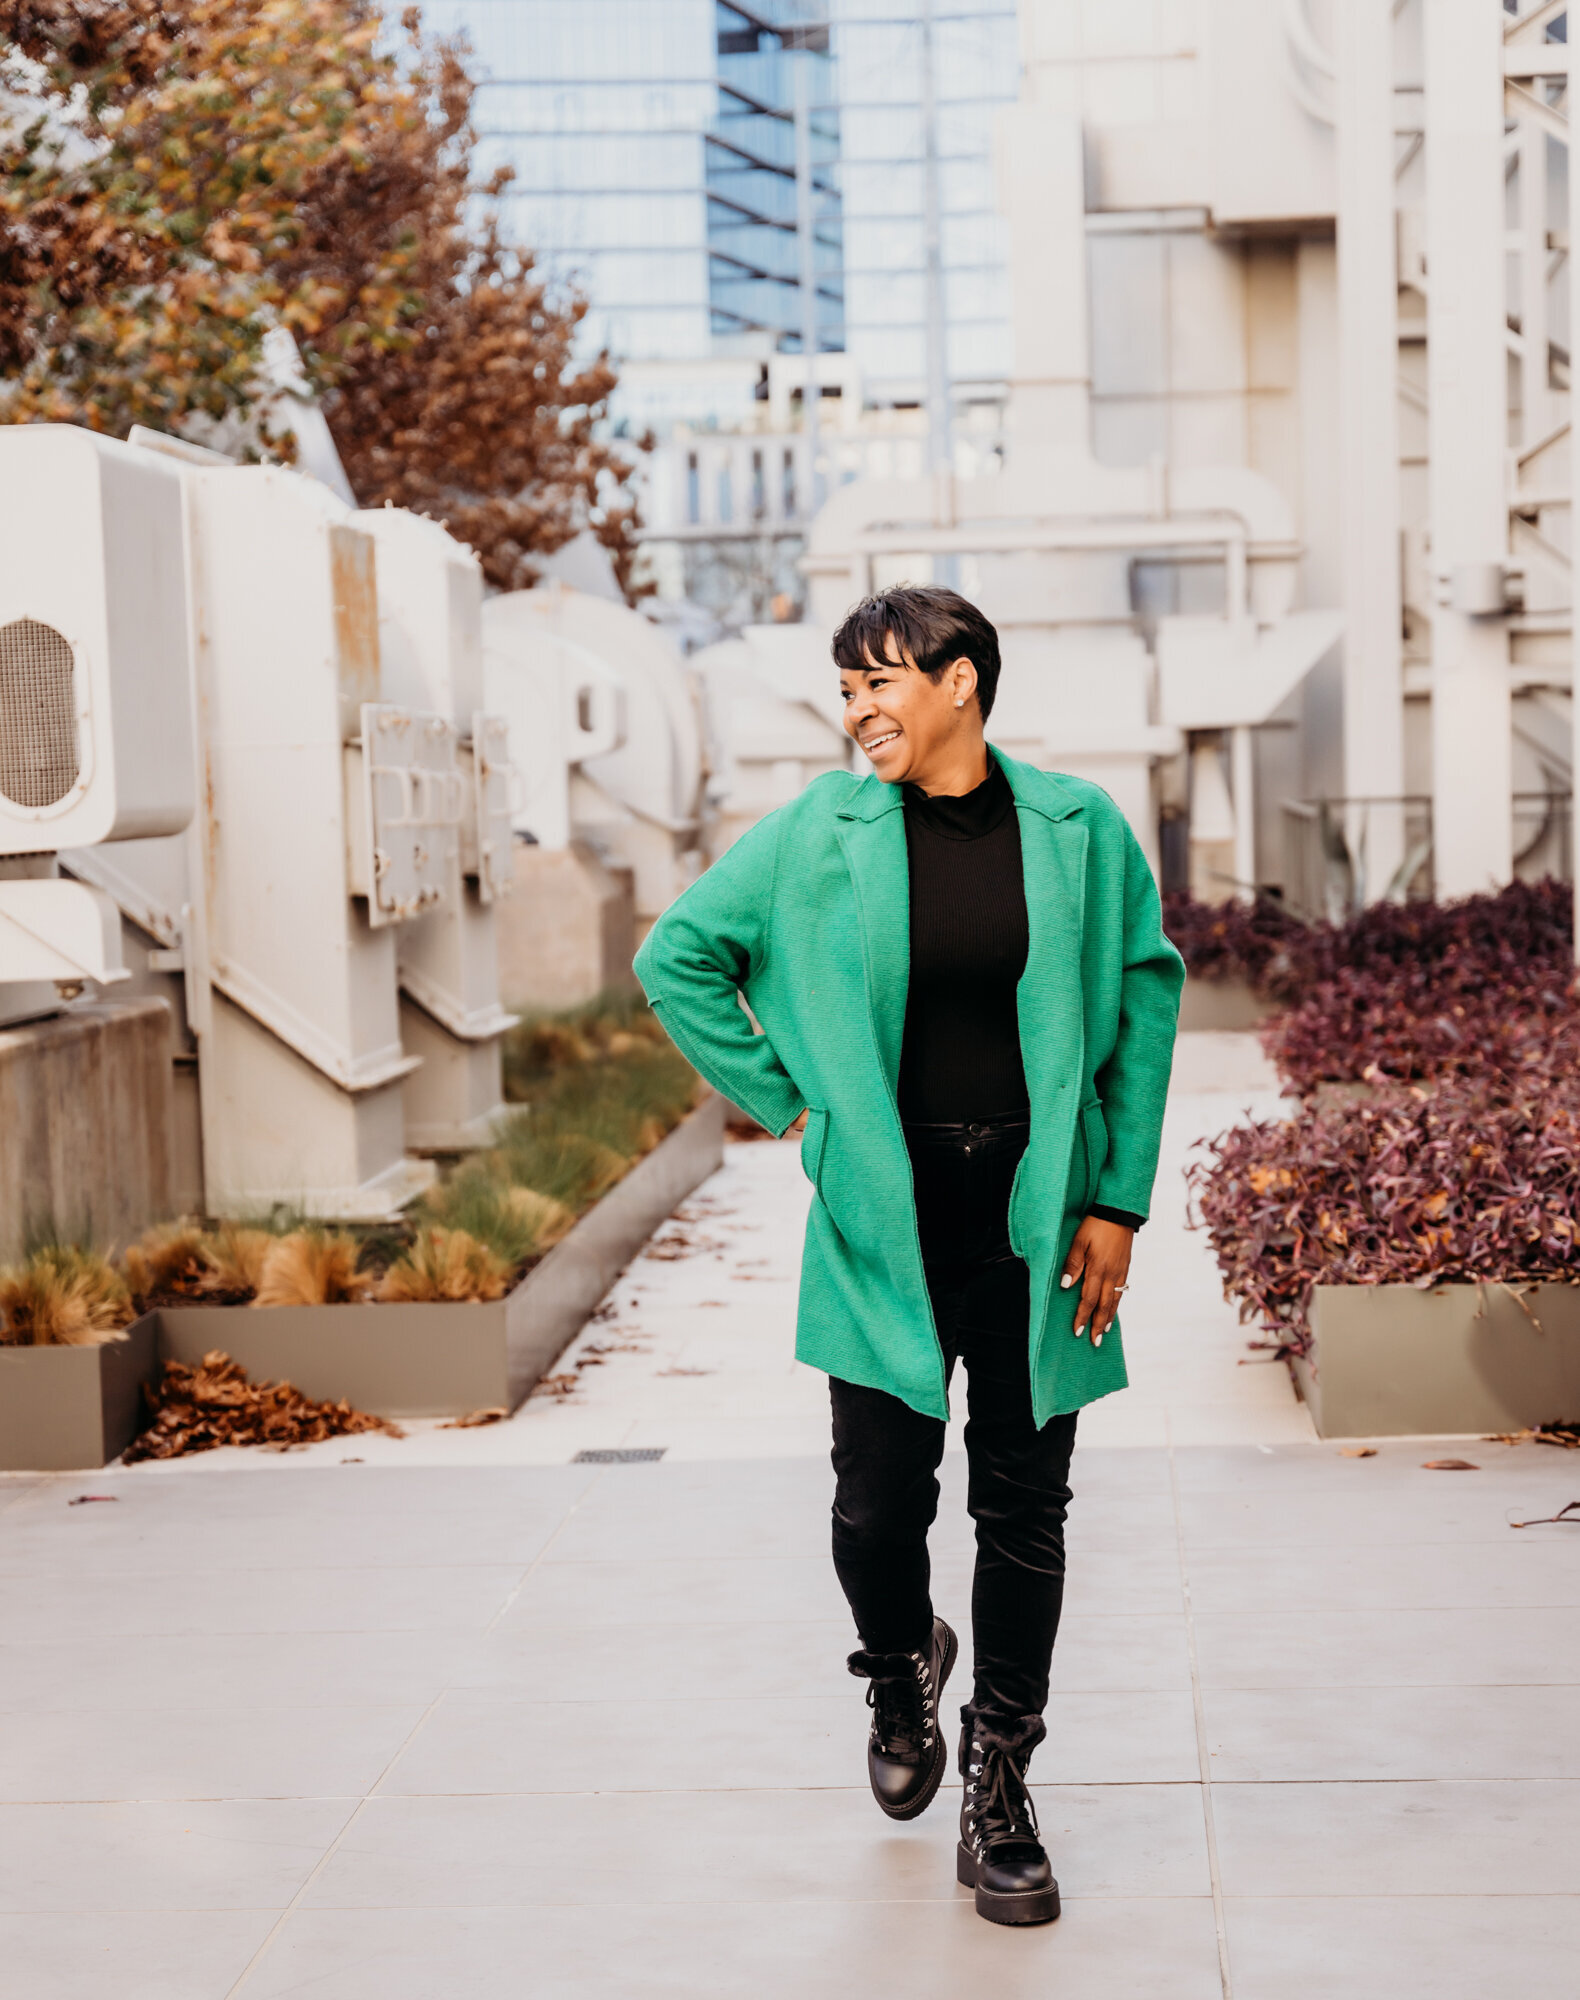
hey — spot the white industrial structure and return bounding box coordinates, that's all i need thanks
[355,506,515,1152]
[0,429,196,1021]
[0,426,523,1220]
[6,0,1579,1202]
[674,0,1578,936]
[483,584,708,937]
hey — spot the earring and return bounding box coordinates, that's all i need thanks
[954,699,964,708]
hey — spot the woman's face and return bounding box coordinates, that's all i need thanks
[838,632,979,785]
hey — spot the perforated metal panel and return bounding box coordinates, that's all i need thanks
[0,618,78,811]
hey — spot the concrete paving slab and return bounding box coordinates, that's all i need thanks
[240,1897,1227,2000]
[1186,1537,1580,1614]
[302,1782,1211,1910]
[451,1614,857,1703]
[0,1798,356,1911]
[0,1561,526,1640]
[0,1628,481,1715]
[1212,1779,1580,1896]
[0,1910,278,2000]
[1,1701,428,1805]
[7,1090,1579,1995]
[1224,1894,1580,2000]
[1177,1481,1579,1550]
[496,1551,849,1629]
[379,1690,861,1795]
[1203,1683,1580,1782]
[1192,1606,1580,1689]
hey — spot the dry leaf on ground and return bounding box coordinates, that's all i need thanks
[125,1351,402,1461]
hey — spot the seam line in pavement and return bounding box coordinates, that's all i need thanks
[1168,1420,1234,2000]
[482,1468,606,1634]
[221,1692,445,1999]
[221,1479,602,1994]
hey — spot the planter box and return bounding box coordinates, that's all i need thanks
[1292,1281,1580,1438]
[0,1095,725,1468]
[1177,976,1275,1034]
[154,1092,727,1420]
[0,1314,160,1472]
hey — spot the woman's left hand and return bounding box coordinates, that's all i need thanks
[1061,1217,1134,1348]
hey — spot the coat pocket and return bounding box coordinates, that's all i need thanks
[799,1106,829,1192]
[1079,1098,1110,1209]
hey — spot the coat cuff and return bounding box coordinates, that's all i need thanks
[1089,1204,1146,1232]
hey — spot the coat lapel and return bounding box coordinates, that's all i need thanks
[999,750,1091,1211]
[1014,807,1089,1113]
[834,779,910,1102]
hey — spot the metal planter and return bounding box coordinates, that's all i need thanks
[1292,1281,1580,1438]
[0,1314,160,1473]
[0,1095,725,1467]
[1177,976,1275,1034]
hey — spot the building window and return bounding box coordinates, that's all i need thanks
[717,462,733,524]
[686,452,700,526]
[751,449,765,520]
[783,447,796,518]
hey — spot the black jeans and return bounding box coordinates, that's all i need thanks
[829,1111,1077,1732]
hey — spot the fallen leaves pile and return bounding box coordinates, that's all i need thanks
[124,1351,403,1462]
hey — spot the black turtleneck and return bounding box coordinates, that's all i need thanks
[896,757,1144,1231]
[898,759,1028,1123]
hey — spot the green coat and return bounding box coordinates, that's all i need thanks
[634,749,1184,1425]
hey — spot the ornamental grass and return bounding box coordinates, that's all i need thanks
[378,1226,512,1303]
[0,1245,134,1346]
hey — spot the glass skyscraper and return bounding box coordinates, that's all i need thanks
[419,0,1016,421]
[832,0,1016,403]
[417,3,840,407]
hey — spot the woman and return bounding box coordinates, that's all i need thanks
[634,586,1182,1927]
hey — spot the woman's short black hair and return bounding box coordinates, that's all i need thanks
[830,585,1003,722]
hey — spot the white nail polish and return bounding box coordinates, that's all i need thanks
[1060,1274,1074,1290]
[1094,1333,1103,1348]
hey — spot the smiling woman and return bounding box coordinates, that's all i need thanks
[633,583,1182,1927]
[833,586,1003,792]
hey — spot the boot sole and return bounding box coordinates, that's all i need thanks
[872,1621,959,1823]
[956,1843,1061,1926]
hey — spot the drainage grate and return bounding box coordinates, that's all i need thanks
[573,1447,667,1464]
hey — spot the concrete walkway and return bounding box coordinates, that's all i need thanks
[3,1033,1579,1996]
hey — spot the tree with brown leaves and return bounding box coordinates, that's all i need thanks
[0,0,642,592]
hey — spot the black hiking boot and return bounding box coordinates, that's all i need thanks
[956,1711,1060,1925]
[846,1615,957,1820]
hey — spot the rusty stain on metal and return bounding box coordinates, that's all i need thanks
[329,526,381,707]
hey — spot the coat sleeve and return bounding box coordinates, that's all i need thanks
[633,812,807,1138]
[1091,818,1184,1221]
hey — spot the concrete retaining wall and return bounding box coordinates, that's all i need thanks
[0,1000,175,1260]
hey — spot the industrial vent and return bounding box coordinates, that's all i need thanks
[0,617,79,811]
